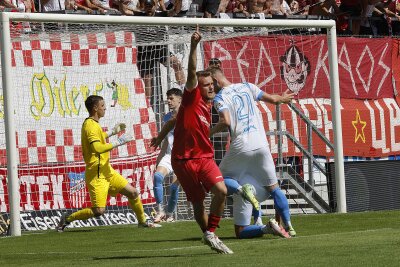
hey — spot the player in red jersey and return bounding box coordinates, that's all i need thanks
[171,28,233,254]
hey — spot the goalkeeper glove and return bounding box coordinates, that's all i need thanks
[111,133,133,148]
[107,123,126,137]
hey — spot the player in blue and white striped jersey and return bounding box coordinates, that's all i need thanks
[209,67,297,238]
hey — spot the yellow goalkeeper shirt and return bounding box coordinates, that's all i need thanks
[81,118,113,179]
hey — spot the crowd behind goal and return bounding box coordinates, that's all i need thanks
[1,0,399,35]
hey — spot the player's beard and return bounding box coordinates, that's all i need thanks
[207,91,215,100]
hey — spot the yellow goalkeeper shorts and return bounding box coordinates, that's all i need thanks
[85,170,128,208]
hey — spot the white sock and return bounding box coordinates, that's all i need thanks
[158,204,164,214]
[254,217,263,226]
[237,186,243,194]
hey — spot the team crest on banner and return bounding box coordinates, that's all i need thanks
[204,36,393,99]
[68,172,87,208]
[280,44,311,94]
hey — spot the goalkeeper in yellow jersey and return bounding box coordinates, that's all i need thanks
[56,95,158,231]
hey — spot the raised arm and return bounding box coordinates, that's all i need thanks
[260,89,295,105]
[2,0,17,8]
[185,28,201,92]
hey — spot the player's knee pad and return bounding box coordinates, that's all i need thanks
[154,172,165,186]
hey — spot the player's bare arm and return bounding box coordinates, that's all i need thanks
[261,89,295,104]
[151,117,177,148]
[155,137,168,165]
[168,0,182,16]
[185,27,201,92]
[210,109,231,137]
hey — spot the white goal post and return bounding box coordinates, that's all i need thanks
[0,12,346,237]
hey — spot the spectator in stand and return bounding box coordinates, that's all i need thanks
[0,0,18,10]
[388,0,400,15]
[134,0,185,99]
[65,0,74,10]
[137,0,164,10]
[248,0,273,15]
[387,0,400,34]
[358,0,400,35]
[127,0,141,10]
[218,0,250,17]
[278,0,292,15]
[235,0,250,15]
[111,0,140,14]
[218,0,230,12]
[307,0,340,18]
[97,0,125,13]
[1,0,36,33]
[289,0,300,13]
[339,0,369,35]
[267,0,291,16]
[382,0,400,20]
[40,0,65,12]
[294,0,308,12]
[359,0,385,35]
[375,0,400,34]
[66,0,95,13]
[394,0,400,13]
[159,0,191,16]
[3,0,36,12]
[202,0,221,17]
[23,0,36,12]
[86,0,118,13]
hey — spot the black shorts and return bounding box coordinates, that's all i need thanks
[339,4,361,17]
[203,0,221,16]
[137,45,169,77]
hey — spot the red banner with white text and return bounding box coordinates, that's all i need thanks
[261,98,400,158]
[204,36,394,99]
[0,154,157,213]
[392,38,400,103]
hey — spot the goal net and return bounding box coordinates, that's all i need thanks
[0,13,343,236]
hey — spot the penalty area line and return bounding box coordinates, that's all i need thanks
[4,227,396,256]
[5,245,209,256]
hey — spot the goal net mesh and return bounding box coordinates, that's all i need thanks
[0,19,335,232]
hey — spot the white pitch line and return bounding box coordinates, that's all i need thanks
[3,227,397,256]
[4,245,208,255]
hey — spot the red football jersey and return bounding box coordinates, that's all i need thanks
[172,86,214,159]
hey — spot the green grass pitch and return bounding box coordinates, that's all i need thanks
[1,210,399,266]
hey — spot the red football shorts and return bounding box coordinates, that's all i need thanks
[172,157,224,202]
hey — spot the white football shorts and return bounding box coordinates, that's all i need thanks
[219,146,278,187]
[158,153,173,174]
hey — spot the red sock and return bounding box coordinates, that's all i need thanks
[206,213,221,233]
